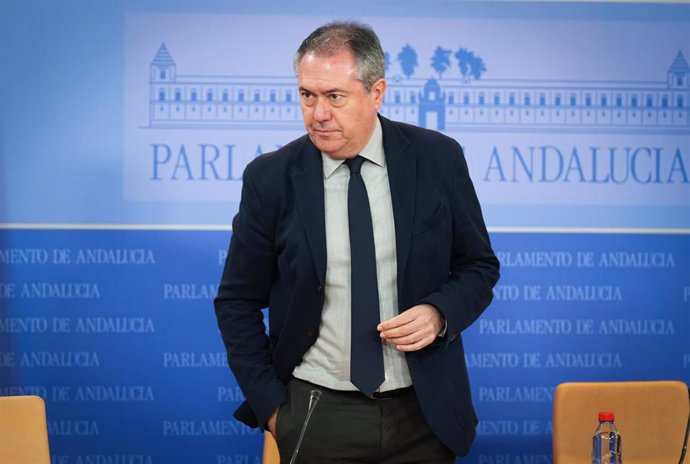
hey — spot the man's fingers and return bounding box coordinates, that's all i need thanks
[377,311,415,332]
[378,304,444,352]
[394,334,435,352]
[379,319,417,339]
[378,305,432,333]
[381,322,437,351]
[379,308,434,338]
[382,328,423,345]
[267,407,279,436]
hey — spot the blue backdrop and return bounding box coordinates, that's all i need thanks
[1,1,688,463]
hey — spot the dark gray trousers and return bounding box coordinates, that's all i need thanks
[274,378,456,464]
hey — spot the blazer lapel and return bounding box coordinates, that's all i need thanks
[290,138,327,287]
[380,116,416,297]
[289,118,416,295]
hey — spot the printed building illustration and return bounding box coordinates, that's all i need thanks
[149,43,689,132]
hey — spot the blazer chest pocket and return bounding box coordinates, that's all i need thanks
[412,203,447,236]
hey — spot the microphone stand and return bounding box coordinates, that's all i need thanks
[288,389,322,464]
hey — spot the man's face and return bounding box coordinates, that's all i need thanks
[297,49,386,160]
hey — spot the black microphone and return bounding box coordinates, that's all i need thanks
[288,389,322,464]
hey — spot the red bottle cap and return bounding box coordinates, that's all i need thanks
[598,412,615,421]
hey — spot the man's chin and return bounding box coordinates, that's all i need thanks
[310,137,344,157]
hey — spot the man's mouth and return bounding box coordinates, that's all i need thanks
[313,128,338,136]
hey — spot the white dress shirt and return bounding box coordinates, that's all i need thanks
[292,119,412,391]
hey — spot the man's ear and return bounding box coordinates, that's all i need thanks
[371,78,387,110]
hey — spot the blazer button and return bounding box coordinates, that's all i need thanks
[316,286,323,293]
[306,327,317,337]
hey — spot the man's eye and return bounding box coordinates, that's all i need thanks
[329,94,347,106]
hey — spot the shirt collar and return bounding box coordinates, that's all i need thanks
[322,118,384,179]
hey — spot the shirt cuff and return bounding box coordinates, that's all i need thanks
[437,319,448,338]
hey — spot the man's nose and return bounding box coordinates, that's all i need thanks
[313,98,331,121]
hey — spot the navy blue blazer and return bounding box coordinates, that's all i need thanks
[214,115,499,456]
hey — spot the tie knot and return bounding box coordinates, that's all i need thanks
[345,156,365,174]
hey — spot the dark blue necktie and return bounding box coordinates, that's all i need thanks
[345,156,384,396]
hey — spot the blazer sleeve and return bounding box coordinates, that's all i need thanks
[419,140,500,341]
[214,164,287,429]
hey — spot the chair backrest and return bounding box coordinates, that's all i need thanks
[263,431,280,464]
[553,380,690,464]
[0,395,51,464]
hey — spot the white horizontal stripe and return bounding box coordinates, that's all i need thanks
[0,224,688,235]
[0,223,232,231]
[488,0,688,3]
[487,227,690,235]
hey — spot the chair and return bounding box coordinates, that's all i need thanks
[553,380,690,464]
[0,395,51,464]
[263,431,280,464]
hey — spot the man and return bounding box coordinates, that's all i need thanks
[215,21,499,463]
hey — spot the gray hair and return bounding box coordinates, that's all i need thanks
[294,21,385,92]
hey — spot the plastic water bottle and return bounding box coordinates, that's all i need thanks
[592,411,622,464]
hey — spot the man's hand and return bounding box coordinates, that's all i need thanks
[267,407,279,436]
[378,304,445,352]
